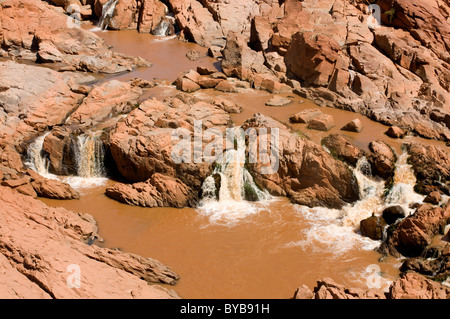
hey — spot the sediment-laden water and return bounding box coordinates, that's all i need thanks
[37,25,448,298]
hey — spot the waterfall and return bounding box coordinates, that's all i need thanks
[152,15,176,37]
[385,151,424,207]
[25,132,52,177]
[98,0,118,30]
[25,131,107,189]
[293,152,426,255]
[198,127,271,224]
[74,133,106,178]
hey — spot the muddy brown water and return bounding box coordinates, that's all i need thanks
[40,24,449,298]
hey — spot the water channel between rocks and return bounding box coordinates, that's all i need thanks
[40,24,448,299]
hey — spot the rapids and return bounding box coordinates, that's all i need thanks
[35,25,449,298]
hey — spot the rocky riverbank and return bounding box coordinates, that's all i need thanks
[0,0,449,298]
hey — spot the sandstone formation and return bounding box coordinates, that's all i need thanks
[379,203,450,258]
[152,0,450,143]
[321,134,364,166]
[0,186,179,298]
[406,143,450,195]
[242,113,360,209]
[294,272,450,299]
[0,0,150,73]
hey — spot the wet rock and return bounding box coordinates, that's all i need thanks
[197,77,222,89]
[382,205,406,225]
[424,191,442,205]
[290,109,323,124]
[307,114,336,132]
[137,0,167,34]
[321,134,363,166]
[400,258,441,276]
[106,173,197,208]
[368,140,396,179]
[0,186,179,298]
[360,215,386,240]
[341,119,363,133]
[214,80,238,93]
[265,96,292,107]
[384,204,450,257]
[186,50,201,61]
[385,126,406,139]
[406,143,450,195]
[175,77,201,93]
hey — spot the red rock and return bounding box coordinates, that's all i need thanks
[285,32,341,87]
[106,173,197,208]
[423,191,442,205]
[214,80,238,93]
[137,0,166,34]
[290,109,323,124]
[385,126,406,139]
[67,80,143,127]
[368,140,396,179]
[0,186,179,298]
[388,272,450,299]
[307,114,336,132]
[242,113,359,209]
[249,15,273,51]
[406,143,449,195]
[387,204,450,257]
[31,178,80,200]
[175,78,201,93]
[341,119,363,133]
[321,134,364,166]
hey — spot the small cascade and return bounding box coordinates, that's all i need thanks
[25,132,52,177]
[98,0,118,30]
[198,127,271,224]
[339,157,385,227]
[25,131,107,189]
[152,14,176,37]
[294,152,425,256]
[74,132,106,178]
[385,151,423,207]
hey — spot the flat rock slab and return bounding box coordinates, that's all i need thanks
[265,96,292,106]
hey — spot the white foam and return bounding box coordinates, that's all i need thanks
[61,176,108,190]
[197,199,271,226]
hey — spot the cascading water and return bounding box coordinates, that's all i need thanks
[385,151,424,207]
[152,14,176,38]
[74,133,106,178]
[25,132,107,189]
[64,132,108,189]
[98,0,118,30]
[198,127,271,225]
[293,151,425,256]
[25,132,53,178]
